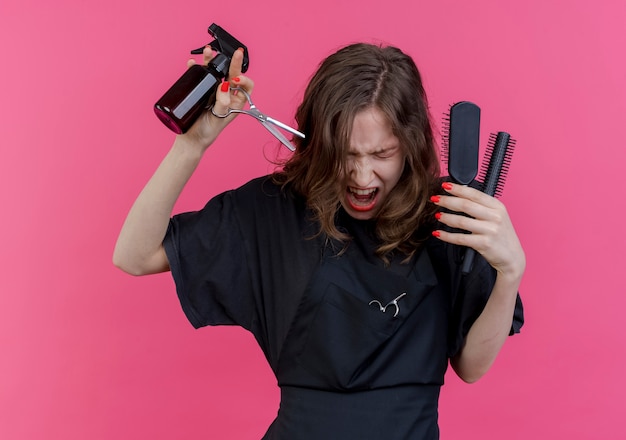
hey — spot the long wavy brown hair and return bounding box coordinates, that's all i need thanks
[273,43,440,262]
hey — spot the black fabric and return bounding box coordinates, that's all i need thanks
[264,385,441,440]
[163,175,524,439]
[277,246,446,382]
[164,177,322,369]
[265,240,447,438]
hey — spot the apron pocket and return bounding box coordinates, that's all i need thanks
[297,281,405,389]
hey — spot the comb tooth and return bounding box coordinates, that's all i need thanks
[440,150,449,165]
[478,133,497,188]
[479,131,515,197]
[440,141,449,164]
[440,105,453,165]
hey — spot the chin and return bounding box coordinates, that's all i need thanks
[349,211,375,220]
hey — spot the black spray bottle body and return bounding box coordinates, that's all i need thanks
[154,54,229,134]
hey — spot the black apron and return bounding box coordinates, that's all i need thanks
[264,245,449,440]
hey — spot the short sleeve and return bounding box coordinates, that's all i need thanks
[163,191,254,330]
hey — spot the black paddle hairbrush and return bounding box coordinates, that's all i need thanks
[440,101,481,273]
[441,101,481,185]
[461,131,516,274]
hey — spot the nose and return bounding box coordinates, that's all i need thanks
[350,157,373,187]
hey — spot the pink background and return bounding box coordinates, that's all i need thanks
[1,0,624,438]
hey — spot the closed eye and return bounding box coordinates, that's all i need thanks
[347,145,400,159]
[375,146,400,159]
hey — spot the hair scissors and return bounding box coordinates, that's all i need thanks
[210,87,305,151]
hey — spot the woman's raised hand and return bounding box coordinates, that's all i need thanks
[183,46,255,149]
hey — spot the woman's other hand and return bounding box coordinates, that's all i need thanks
[431,182,526,281]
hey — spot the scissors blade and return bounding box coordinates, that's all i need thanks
[259,120,296,151]
[265,116,305,139]
[228,87,302,151]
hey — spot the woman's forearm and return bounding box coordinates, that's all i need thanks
[112,136,205,275]
[450,270,523,383]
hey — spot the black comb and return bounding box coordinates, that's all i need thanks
[461,131,516,274]
[441,101,481,185]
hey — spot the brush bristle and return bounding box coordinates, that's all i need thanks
[478,132,516,197]
[440,104,453,165]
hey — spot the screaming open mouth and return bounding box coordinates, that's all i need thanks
[346,187,378,211]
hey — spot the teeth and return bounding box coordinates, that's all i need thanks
[349,187,376,195]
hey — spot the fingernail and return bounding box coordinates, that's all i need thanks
[430,195,440,203]
[221,81,230,93]
[432,230,441,238]
[232,77,241,83]
[442,182,453,191]
[435,212,442,220]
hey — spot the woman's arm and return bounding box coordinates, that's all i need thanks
[113,48,252,276]
[449,271,522,383]
[113,136,205,275]
[431,182,526,383]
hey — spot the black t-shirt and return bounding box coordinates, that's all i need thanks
[163,176,523,373]
[163,176,524,438]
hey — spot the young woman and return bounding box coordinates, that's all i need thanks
[114,43,525,439]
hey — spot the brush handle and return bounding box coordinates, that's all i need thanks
[445,101,480,185]
[462,132,512,275]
